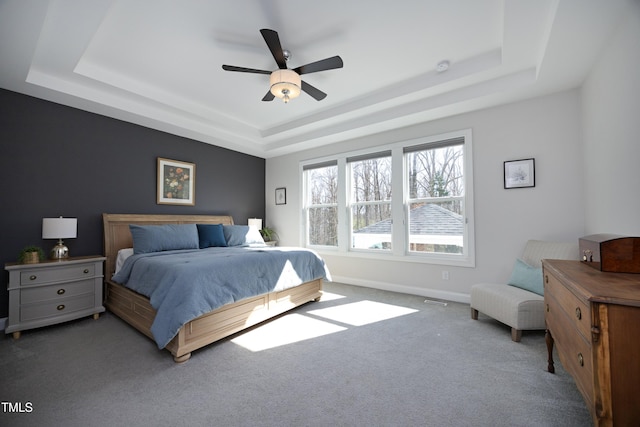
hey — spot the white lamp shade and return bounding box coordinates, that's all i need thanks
[42,217,77,239]
[269,69,301,100]
[248,218,263,230]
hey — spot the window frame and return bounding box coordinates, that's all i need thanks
[302,161,339,248]
[300,129,475,267]
[347,151,393,253]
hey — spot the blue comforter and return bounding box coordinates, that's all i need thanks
[112,246,330,349]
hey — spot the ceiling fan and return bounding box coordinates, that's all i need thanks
[222,29,343,103]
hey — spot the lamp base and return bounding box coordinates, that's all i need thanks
[50,240,69,260]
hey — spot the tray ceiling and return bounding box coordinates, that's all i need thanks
[0,0,630,158]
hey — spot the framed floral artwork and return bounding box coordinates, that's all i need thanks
[504,158,535,189]
[157,157,195,205]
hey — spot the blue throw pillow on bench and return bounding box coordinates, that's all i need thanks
[508,258,544,296]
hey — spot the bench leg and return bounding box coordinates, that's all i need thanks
[511,328,522,342]
[471,308,479,320]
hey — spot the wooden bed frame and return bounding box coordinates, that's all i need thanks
[102,213,322,363]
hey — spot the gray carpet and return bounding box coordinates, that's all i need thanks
[1,282,591,427]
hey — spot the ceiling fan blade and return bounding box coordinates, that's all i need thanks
[301,80,327,101]
[293,56,343,75]
[222,65,271,75]
[262,91,275,102]
[260,29,287,69]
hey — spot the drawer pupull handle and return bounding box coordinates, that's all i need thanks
[57,288,66,295]
[578,353,584,367]
[29,275,37,281]
[544,275,548,284]
[575,307,582,320]
[57,304,65,311]
[83,269,90,274]
[546,304,550,312]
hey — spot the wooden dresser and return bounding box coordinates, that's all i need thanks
[542,259,640,426]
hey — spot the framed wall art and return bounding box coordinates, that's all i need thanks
[504,158,535,189]
[157,157,195,205]
[275,187,286,205]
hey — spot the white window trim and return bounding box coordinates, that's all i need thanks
[300,129,475,267]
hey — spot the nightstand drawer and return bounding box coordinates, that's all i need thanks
[20,264,95,286]
[21,279,95,304]
[20,293,95,322]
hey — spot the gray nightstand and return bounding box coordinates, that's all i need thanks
[5,255,106,339]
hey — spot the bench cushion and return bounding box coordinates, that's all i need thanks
[471,283,545,330]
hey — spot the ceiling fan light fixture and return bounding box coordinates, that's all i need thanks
[270,69,301,103]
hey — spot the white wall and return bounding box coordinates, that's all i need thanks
[266,90,585,302]
[581,2,640,236]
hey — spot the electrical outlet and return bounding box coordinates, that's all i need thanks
[442,271,449,280]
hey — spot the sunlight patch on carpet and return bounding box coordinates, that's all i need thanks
[318,291,347,302]
[231,313,347,352]
[307,300,418,326]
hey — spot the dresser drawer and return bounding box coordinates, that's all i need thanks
[20,279,95,304]
[545,271,591,340]
[20,293,95,322]
[545,293,594,407]
[20,263,96,286]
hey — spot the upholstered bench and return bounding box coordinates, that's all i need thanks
[470,240,577,342]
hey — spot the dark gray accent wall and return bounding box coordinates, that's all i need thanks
[0,89,265,318]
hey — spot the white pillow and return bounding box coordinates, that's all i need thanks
[114,248,134,275]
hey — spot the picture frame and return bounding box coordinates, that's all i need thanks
[504,158,535,189]
[157,157,195,205]
[275,187,286,205]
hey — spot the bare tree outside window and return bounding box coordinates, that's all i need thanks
[306,165,338,246]
[303,133,472,263]
[407,143,465,254]
[350,156,392,250]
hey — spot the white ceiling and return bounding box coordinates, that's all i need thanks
[0,0,630,158]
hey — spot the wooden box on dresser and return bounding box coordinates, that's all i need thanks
[5,256,106,339]
[542,259,640,426]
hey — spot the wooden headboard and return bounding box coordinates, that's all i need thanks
[102,213,234,280]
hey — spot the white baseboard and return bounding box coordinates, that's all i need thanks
[0,317,7,333]
[329,275,470,304]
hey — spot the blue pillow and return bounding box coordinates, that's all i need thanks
[196,224,227,248]
[508,258,544,295]
[223,225,266,247]
[129,224,199,254]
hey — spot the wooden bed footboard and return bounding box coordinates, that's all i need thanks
[105,278,322,362]
[102,213,323,362]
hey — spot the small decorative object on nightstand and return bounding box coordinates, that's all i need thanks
[17,246,45,264]
[4,255,106,339]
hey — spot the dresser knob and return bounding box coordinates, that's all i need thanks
[578,353,584,367]
[83,269,90,274]
[29,275,37,281]
[575,307,582,320]
[57,288,66,295]
[56,304,65,311]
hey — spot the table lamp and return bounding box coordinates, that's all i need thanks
[42,217,77,259]
[248,218,263,230]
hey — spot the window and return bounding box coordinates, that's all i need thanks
[349,152,392,251]
[303,161,338,247]
[405,138,465,255]
[302,130,474,266]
